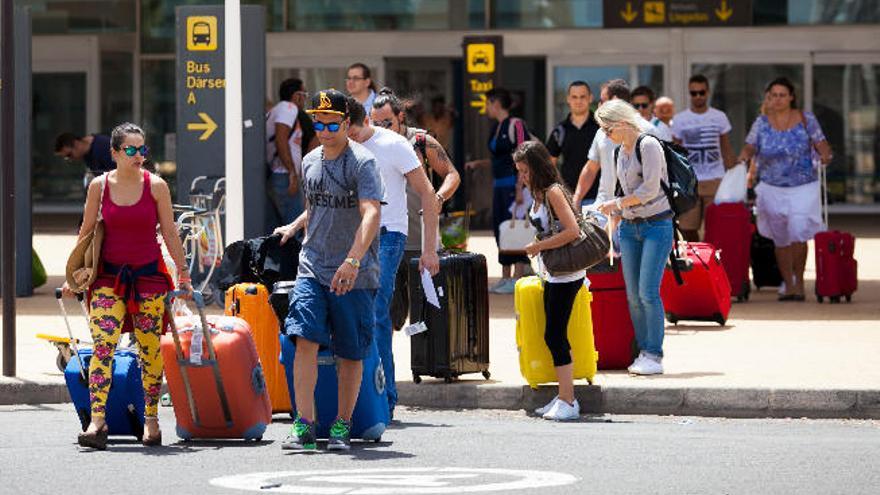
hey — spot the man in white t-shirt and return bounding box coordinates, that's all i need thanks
[266,78,309,227]
[346,96,440,418]
[672,74,735,241]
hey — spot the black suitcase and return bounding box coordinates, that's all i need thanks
[408,251,490,383]
[751,230,784,289]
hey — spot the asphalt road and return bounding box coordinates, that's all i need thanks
[2,404,878,494]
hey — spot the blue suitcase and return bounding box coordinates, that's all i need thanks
[64,348,146,439]
[280,335,387,441]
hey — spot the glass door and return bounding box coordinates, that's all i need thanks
[812,54,880,206]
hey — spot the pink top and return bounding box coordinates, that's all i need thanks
[92,171,172,320]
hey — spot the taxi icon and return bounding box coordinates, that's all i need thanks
[472,50,490,68]
[192,21,211,46]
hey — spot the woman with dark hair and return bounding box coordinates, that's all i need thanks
[737,77,832,301]
[514,141,584,421]
[346,62,379,114]
[62,122,192,449]
[465,87,532,294]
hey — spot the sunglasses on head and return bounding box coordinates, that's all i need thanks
[690,90,707,97]
[313,121,343,132]
[121,145,149,157]
[633,102,651,109]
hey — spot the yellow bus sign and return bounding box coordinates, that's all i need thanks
[187,16,218,51]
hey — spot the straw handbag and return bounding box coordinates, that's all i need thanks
[65,176,107,293]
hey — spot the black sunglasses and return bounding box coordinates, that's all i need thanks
[374,119,395,129]
[690,90,707,97]
[633,102,651,109]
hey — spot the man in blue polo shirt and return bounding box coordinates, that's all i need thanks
[54,133,115,175]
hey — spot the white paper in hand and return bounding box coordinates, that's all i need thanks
[421,268,441,309]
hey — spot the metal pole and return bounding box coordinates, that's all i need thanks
[1,0,18,377]
[224,0,244,243]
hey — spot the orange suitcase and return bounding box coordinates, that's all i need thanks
[161,291,272,440]
[225,283,291,414]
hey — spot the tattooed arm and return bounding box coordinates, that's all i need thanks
[423,133,461,205]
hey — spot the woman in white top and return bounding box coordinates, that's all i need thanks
[514,141,585,421]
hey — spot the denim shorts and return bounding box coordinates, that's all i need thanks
[284,277,376,361]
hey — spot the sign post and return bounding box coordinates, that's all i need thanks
[462,36,502,227]
[176,5,266,242]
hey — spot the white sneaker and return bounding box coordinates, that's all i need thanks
[542,398,580,421]
[628,353,663,375]
[627,352,646,374]
[534,396,559,415]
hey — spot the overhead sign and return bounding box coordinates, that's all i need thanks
[463,36,501,118]
[604,0,751,28]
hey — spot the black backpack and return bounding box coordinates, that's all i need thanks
[614,134,697,217]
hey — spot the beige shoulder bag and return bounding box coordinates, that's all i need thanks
[65,175,107,293]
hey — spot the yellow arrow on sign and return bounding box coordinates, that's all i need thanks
[715,0,734,21]
[470,94,487,115]
[621,2,639,23]
[187,112,217,141]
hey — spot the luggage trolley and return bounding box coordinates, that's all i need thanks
[173,176,226,305]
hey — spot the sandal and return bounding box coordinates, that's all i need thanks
[142,431,162,447]
[78,425,108,450]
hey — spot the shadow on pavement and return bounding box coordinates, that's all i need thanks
[600,371,725,380]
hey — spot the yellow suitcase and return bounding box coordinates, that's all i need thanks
[514,276,598,389]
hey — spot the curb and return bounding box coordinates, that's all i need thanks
[396,382,880,420]
[4,379,879,420]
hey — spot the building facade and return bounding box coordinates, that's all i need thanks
[21,0,880,211]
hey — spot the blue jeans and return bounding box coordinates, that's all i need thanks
[268,172,304,227]
[375,229,407,412]
[619,217,673,358]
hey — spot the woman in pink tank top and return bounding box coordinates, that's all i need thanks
[63,123,191,450]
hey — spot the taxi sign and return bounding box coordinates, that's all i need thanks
[466,43,495,74]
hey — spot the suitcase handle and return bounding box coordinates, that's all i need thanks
[165,290,234,429]
[55,288,87,381]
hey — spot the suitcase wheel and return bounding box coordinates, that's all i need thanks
[482,371,491,380]
[714,313,726,326]
[666,313,679,325]
[817,295,823,303]
[444,376,454,384]
[412,374,422,384]
[831,296,841,304]
[845,295,852,303]
[373,437,382,443]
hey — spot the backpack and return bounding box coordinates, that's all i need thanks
[506,117,540,145]
[614,134,697,217]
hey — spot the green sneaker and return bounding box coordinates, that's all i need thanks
[327,418,352,451]
[281,414,317,451]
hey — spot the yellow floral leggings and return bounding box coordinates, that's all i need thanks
[88,287,166,418]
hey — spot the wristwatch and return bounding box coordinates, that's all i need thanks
[345,257,361,269]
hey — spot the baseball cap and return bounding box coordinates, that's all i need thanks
[306,89,348,117]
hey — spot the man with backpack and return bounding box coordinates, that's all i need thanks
[546,81,600,205]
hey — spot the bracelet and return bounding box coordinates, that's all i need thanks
[344,257,361,269]
[436,192,445,204]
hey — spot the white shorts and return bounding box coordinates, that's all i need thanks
[755,180,823,248]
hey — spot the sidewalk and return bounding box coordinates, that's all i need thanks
[2,215,879,418]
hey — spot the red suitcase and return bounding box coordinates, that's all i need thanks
[704,202,751,301]
[814,231,857,303]
[161,291,272,441]
[586,260,637,370]
[661,242,732,326]
[814,167,858,303]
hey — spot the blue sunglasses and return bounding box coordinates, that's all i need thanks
[313,121,343,133]
[122,145,149,157]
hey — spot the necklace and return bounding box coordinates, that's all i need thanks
[319,147,354,197]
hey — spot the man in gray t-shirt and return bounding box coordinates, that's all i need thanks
[274,89,384,452]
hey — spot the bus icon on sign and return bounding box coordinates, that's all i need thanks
[192,22,211,45]
[187,16,218,51]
